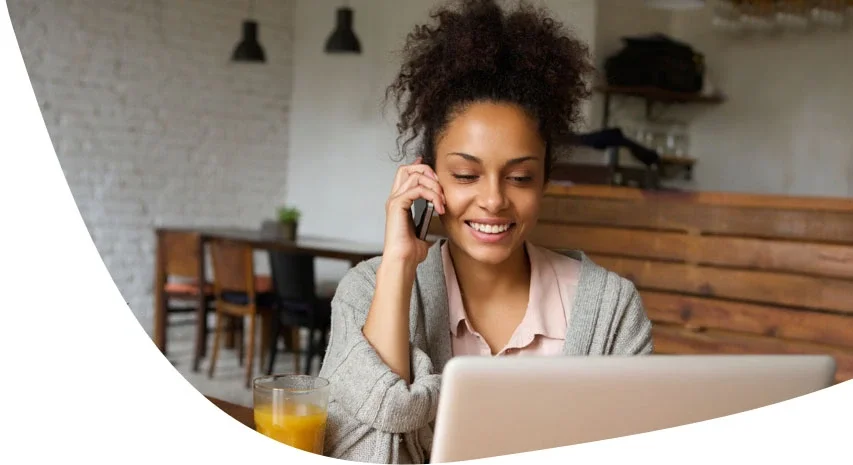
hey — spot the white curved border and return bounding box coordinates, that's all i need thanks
[2,2,851,464]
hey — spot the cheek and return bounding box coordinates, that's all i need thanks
[513,191,542,222]
[442,187,474,218]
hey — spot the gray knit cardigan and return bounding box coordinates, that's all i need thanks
[317,240,653,463]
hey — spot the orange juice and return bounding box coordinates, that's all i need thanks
[254,402,328,454]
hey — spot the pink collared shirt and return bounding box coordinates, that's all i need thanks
[441,241,581,357]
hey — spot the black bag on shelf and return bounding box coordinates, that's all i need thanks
[604,33,705,93]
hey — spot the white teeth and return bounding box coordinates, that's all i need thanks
[469,222,511,234]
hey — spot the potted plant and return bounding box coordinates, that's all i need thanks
[276,206,301,241]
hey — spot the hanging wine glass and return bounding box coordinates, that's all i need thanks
[811,0,847,28]
[712,0,746,33]
[740,0,778,33]
[775,0,812,31]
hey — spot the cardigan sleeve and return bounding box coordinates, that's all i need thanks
[609,276,654,355]
[318,259,441,463]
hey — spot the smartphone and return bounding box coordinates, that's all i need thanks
[412,198,436,241]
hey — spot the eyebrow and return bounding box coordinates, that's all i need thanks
[447,152,539,166]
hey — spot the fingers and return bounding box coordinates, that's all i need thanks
[394,172,445,214]
[391,157,422,192]
[393,185,446,216]
[391,156,439,193]
[394,170,443,199]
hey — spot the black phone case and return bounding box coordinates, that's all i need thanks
[412,198,435,240]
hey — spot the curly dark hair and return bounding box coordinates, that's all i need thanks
[385,0,594,181]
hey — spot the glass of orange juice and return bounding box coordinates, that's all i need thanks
[252,374,330,454]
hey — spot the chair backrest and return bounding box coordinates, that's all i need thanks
[428,184,853,383]
[157,230,201,278]
[260,219,318,301]
[208,239,256,298]
[268,250,317,301]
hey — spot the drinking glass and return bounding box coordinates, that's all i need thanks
[253,374,331,454]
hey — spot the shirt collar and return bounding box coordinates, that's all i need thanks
[441,241,567,341]
[441,242,467,337]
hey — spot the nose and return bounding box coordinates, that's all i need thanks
[478,176,509,213]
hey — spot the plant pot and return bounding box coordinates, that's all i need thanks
[277,221,298,241]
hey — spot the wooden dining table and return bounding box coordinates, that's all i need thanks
[207,395,254,429]
[154,226,384,372]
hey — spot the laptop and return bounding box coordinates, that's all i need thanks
[430,355,836,463]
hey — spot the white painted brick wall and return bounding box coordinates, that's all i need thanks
[8,0,294,334]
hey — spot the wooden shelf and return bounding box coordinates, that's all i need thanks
[658,155,697,181]
[660,155,697,166]
[592,84,722,184]
[594,85,725,104]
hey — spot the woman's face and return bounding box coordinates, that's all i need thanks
[434,101,547,266]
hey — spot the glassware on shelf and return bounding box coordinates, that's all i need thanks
[712,0,746,33]
[739,0,778,32]
[709,0,850,34]
[811,0,847,28]
[663,122,689,158]
[627,120,690,159]
[775,0,811,31]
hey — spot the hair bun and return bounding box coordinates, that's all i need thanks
[386,0,594,177]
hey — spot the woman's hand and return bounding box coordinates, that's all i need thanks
[362,157,446,384]
[382,157,446,265]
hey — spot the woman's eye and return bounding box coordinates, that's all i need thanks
[509,176,533,183]
[452,174,478,182]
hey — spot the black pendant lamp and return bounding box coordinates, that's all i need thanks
[232,0,265,62]
[325,4,361,54]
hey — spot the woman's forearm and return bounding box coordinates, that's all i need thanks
[362,258,418,384]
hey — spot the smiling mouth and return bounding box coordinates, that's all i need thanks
[465,221,516,234]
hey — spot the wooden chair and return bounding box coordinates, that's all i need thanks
[429,184,853,383]
[207,238,277,388]
[153,230,215,356]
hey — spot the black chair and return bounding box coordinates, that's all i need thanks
[265,249,333,376]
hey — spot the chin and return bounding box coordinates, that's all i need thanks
[463,244,517,266]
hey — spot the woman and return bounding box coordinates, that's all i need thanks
[317,1,653,462]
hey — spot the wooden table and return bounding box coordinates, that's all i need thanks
[207,396,254,429]
[155,226,383,372]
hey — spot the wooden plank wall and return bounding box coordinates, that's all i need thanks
[428,184,853,383]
